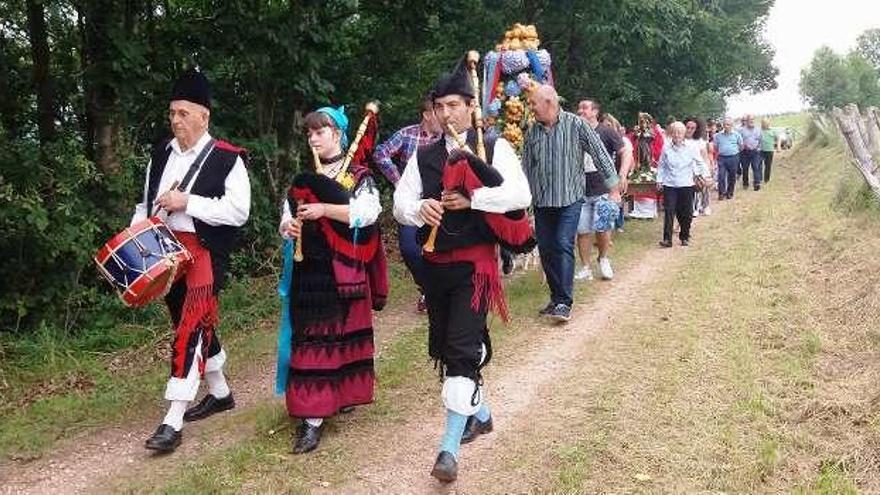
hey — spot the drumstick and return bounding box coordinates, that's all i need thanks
[151,180,180,217]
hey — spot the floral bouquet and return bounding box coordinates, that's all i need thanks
[482,23,553,153]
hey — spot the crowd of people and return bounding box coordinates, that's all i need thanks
[128,62,783,485]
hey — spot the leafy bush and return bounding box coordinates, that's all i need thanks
[0,128,141,331]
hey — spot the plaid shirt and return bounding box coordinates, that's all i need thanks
[372,124,441,184]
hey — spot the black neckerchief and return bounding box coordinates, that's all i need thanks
[319,152,345,165]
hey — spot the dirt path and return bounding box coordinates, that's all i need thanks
[0,299,424,495]
[320,230,688,493]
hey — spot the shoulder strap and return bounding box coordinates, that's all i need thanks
[148,139,215,217]
[177,139,216,192]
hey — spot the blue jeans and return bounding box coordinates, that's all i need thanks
[398,224,425,291]
[740,149,762,187]
[535,201,583,307]
[718,154,739,198]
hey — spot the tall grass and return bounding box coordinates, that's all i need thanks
[0,275,278,460]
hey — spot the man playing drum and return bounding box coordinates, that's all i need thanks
[130,69,251,452]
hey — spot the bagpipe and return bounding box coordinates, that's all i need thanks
[422,50,535,255]
[292,102,381,264]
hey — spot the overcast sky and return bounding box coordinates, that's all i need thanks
[725,0,880,117]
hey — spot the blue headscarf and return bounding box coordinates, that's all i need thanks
[317,105,349,149]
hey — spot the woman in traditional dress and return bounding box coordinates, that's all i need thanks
[278,106,387,454]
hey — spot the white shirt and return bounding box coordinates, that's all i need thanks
[685,138,710,177]
[583,152,596,173]
[131,132,251,231]
[278,168,381,238]
[657,141,707,188]
[393,133,532,227]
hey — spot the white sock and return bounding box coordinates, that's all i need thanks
[205,370,230,399]
[163,400,189,431]
[305,417,324,427]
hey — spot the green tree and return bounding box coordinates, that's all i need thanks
[0,0,778,332]
[800,46,880,110]
[513,0,776,122]
[856,28,880,72]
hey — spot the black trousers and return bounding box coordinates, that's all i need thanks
[762,151,774,182]
[662,186,695,243]
[423,261,490,378]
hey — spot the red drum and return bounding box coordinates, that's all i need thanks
[94,217,192,307]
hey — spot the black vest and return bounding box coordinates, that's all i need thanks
[416,130,498,252]
[146,139,246,292]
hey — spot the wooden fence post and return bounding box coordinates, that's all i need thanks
[865,106,880,158]
[831,106,880,200]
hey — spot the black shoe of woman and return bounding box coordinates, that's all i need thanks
[292,421,323,454]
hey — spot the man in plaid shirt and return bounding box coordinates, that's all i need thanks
[373,96,441,311]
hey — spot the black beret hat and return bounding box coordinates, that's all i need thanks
[171,68,211,110]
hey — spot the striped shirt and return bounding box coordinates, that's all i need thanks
[522,111,618,208]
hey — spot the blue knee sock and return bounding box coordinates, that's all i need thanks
[439,409,468,457]
[474,403,491,422]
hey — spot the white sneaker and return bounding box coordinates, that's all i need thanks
[574,266,593,281]
[598,257,613,280]
[703,206,712,216]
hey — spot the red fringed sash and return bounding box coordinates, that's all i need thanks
[425,243,509,322]
[173,232,219,376]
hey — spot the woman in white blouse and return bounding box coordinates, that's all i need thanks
[657,121,708,247]
[684,117,713,216]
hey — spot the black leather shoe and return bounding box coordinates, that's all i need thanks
[460,415,493,444]
[184,393,235,422]
[430,451,458,482]
[145,424,181,452]
[339,405,355,414]
[501,250,514,275]
[659,240,673,248]
[292,422,323,454]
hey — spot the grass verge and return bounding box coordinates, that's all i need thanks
[531,138,880,492]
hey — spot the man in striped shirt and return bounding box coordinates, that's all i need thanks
[522,85,620,322]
